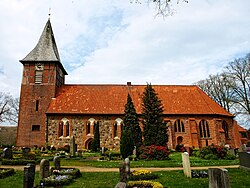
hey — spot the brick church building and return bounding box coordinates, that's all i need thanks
[16,19,248,150]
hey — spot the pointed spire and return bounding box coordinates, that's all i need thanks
[21,19,61,62]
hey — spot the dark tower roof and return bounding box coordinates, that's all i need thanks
[20,18,67,74]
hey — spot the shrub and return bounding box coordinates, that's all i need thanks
[0,168,15,179]
[138,145,170,160]
[127,180,163,188]
[199,145,229,160]
[204,154,218,160]
[225,154,236,160]
[1,159,37,165]
[129,170,159,181]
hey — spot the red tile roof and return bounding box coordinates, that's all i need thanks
[46,84,233,116]
[237,124,247,132]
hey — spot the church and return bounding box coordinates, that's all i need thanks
[16,19,248,150]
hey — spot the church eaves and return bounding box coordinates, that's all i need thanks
[21,19,61,62]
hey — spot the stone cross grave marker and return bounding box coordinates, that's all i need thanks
[182,152,191,178]
[40,159,50,179]
[53,156,61,170]
[208,168,231,188]
[3,148,13,159]
[23,163,35,188]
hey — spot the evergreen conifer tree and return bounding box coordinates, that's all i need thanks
[120,94,142,158]
[141,83,168,146]
[91,122,100,152]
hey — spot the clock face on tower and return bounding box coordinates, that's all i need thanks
[35,63,44,70]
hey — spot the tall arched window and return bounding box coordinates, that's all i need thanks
[113,122,118,137]
[86,122,91,134]
[58,121,63,137]
[222,121,229,138]
[199,120,210,138]
[174,119,185,132]
[58,118,70,137]
[65,121,69,137]
[113,118,123,138]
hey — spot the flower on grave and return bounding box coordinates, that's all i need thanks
[131,169,152,176]
[53,169,60,174]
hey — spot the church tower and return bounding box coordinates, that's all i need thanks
[16,19,67,147]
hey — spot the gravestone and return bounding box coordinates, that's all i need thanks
[182,152,191,178]
[22,147,31,158]
[125,158,130,179]
[115,182,127,188]
[119,162,127,182]
[119,158,130,182]
[53,156,61,170]
[238,152,250,170]
[133,146,137,156]
[101,147,105,155]
[23,163,35,188]
[70,136,76,157]
[208,168,231,188]
[2,148,13,159]
[40,159,50,179]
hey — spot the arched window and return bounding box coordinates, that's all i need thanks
[199,120,210,138]
[113,118,123,138]
[86,122,91,134]
[58,118,70,137]
[59,122,63,137]
[86,118,95,135]
[113,122,118,137]
[174,119,185,132]
[222,121,229,138]
[65,121,69,137]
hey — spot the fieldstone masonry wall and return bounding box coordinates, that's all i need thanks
[47,115,238,150]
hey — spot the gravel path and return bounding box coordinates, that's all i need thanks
[1,165,240,172]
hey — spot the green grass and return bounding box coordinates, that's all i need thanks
[1,168,249,188]
[60,152,239,168]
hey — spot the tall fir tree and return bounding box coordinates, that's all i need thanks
[120,94,142,158]
[141,83,168,146]
[91,122,100,152]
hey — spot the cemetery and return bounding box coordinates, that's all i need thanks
[0,143,250,187]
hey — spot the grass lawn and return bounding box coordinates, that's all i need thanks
[0,168,249,188]
[60,152,239,168]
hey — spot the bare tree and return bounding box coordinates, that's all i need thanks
[226,54,250,115]
[130,0,188,17]
[0,92,19,124]
[196,73,235,113]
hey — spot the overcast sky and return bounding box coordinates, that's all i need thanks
[0,0,249,98]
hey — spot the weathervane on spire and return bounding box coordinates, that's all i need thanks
[48,8,51,19]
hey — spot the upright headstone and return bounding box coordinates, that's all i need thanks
[239,152,250,170]
[208,168,231,188]
[133,146,137,156]
[53,156,61,170]
[40,159,50,179]
[101,147,105,155]
[70,136,76,157]
[22,147,31,158]
[125,158,130,179]
[23,163,35,188]
[182,152,191,178]
[2,148,13,159]
[119,162,127,182]
[115,182,127,188]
